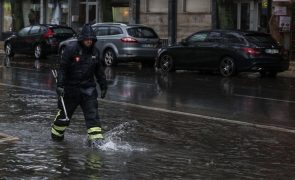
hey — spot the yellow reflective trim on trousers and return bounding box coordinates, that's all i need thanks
[51,128,63,137]
[87,127,102,134]
[88,134,103,140]
[54,110,61,121]
[52,124,66,131]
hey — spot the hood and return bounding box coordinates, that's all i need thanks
[78,24,97,43]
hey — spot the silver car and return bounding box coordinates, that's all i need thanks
[59,23,160,66]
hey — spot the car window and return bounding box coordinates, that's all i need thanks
[187,33,208,43]
[109,27,123,35]
[53,27,75,34]
[18,27,31,37]
[244,34,276,44]
[30,26,41,35]
[224,33,244,44]
[127,27,158,38]
[95,27,109,36]
[206,32,222,42]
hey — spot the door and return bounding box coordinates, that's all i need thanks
[177,32,209,69]
[14,27,32,53]
[197,31,223,69]
[27,26,41,52]
[80,1,98,24]
[236,0,259,31]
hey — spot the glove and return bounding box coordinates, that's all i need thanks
[56,87,65,97]
[100,88,107,99]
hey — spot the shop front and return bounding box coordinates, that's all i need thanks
[1,0,70,40]
[217,0,270,32]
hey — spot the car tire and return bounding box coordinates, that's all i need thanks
[34,44,43,59]
[159,54,175,73]
[219,57,237,77]
[103,49,117,67]
[5,43,14,57]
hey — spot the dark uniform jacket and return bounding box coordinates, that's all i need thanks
[57,25,107,92]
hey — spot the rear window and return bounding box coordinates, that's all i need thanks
[245,34,276,44]
[52,27,75,34]
[127,27,158,38]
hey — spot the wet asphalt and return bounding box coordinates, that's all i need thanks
[1,55,295,179]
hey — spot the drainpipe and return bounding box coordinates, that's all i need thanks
[0,0,3,40]
[212,0,217,29]
[168,0,177,45]
[129,0,140,24]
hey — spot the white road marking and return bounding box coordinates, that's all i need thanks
[0,82,295,134]
[234,94,295,104]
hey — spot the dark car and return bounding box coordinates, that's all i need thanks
[59,23,160,66]
[4,24,76,59]
[155,30,289,77]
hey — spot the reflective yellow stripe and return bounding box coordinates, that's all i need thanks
[88,134,103,140]
[51,128,63,137]
[87,127,102,134]
[52,124,66,131]
[54,110,61,121]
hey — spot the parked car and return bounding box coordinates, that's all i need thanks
[4,24,76,59]
[59,23,161,66]
[155,30,289,77]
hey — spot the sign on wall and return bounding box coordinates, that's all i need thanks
[279,16,291,32]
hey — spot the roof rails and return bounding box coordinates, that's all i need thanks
[92,22,128,26]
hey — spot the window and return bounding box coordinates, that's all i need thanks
[95,27,109,36]
[52,27,75,34]
[206,32,222,42]
[188,33,208,43]
[30,26,41,35]
[18,27,31,37]
[109,27,123,35]
[46,0,69,25]
[224,33,244,44]
[185,0,211,13]
[127,27,158,38]
[148,0,168,13]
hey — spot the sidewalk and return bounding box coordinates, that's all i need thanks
[0,41,4,54]
[0,40,295,78]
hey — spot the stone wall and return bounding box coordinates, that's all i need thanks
[140,12,212,41]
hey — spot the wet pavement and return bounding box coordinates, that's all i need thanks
[1,55,295,179]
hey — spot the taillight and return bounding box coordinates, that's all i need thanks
[43,28,55,38]
[121,37,138,43]
[242,47,261,56]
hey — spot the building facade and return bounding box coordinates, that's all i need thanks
[0,0,294,58]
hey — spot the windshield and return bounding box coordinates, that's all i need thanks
[127,27,158,38]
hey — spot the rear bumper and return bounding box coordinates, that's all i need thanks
[241,58,289,72]
[117,47,158,61]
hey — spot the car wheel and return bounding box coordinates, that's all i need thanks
[5,43,14,57]
[103,49,117,67]
[34,44,43,59]
[219,57,237,77]
[159,54,175,73]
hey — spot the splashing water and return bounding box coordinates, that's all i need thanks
[87,121,147,152]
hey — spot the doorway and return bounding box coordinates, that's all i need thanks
[79,0,98,26]
[235,0,260,31]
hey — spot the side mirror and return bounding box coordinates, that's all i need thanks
[181,39,188,46]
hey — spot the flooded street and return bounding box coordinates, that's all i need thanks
[1,56,295,179]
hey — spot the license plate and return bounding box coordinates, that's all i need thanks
[142,44,156,48]
[265,49,279,54]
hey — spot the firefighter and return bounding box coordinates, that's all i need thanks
[51,24,107,146]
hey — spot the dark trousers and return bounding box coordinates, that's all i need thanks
[51,87,102,140]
